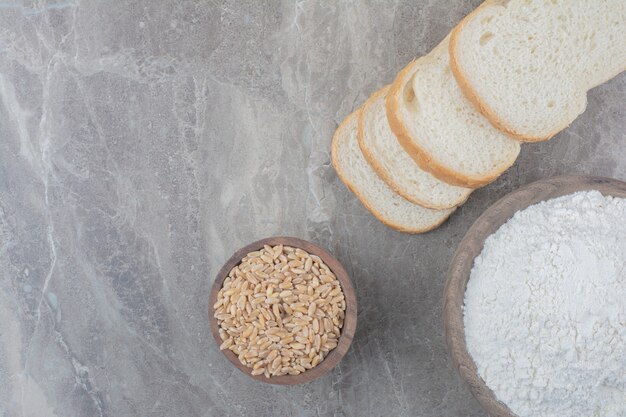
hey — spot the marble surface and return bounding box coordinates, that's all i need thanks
[0,1,624,416]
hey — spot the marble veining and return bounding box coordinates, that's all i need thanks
[0,1,624,416]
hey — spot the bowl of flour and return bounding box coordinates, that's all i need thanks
[443,175,626,417]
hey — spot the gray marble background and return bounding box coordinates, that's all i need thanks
[0,1,623,416]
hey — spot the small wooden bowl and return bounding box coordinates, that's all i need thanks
[443,175,626,417]
[209,236,357,385]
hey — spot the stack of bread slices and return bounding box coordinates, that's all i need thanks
[332,0,626,233]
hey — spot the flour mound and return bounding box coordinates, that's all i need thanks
[464,190,626,417]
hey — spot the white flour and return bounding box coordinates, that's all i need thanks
[464,190,626,417]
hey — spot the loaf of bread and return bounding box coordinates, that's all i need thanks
[331,0,622,232]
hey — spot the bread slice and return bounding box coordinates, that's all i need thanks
[386,35,521,188]
[331,110,455,233]
[358,86,473,209]
[450,0,626,142]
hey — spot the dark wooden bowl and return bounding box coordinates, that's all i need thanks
[209,236,357,385]
[443,175,626,417]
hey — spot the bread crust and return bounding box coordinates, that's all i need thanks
[386,58,518,188]
[358,86,471,209]
[331,111,454,233]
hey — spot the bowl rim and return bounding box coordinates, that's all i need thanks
[209,236,357,385]
[442,175,626,417]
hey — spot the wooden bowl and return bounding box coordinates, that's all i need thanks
[209,236,357,385]
[443,175,626,417]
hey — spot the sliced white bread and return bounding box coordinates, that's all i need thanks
[450,0,626,142]
[358,86,473,209]
[386,35,521,188]
[331,110,455,233]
